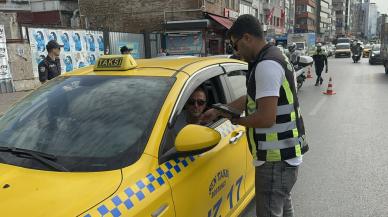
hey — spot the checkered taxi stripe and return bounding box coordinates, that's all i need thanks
[83,156,196,217]
[83,121,236,217]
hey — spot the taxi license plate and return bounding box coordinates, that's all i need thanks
[97,57,123,68]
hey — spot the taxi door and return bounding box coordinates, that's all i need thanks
[221,63,255,206]
[159,66,247,217]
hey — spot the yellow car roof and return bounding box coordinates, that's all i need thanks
[65,55,245,78]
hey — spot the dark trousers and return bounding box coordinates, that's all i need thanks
[315,66,324,84]
[255,161,299,217]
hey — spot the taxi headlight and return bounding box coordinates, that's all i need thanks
[372,53,375,57]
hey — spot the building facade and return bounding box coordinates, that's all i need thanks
[79,0,240,56]
[333,0,347,36]
[262,0,287,36]
[284,0,295,34]
[317,0,332,41]
[363,1,379,40]
[294,0,317,33]
[350,0,365,39]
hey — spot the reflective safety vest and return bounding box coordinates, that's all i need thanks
[246,45,309,162]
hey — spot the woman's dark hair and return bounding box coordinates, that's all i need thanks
[227,14,264,40]
[37,31,44,37]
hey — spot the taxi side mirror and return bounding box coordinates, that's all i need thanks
[175,125,221,153]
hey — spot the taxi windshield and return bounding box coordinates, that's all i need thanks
[0,76,174,172]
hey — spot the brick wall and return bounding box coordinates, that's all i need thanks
[79,0,231,32]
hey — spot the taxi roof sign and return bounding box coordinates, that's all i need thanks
[94,55,138,71]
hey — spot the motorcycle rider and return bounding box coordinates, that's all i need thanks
[352,41,363,62]
[312,43,328,86]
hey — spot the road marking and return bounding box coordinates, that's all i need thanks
[308,97,328,116]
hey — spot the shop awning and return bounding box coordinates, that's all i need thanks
[208,14,233,29]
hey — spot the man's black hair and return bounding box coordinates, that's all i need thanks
[227,14,264,40]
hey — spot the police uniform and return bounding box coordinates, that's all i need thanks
[38,40,62,83]
[38,56,61,83]
[312,49,328,85]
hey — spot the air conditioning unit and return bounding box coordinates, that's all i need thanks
[11,0,30,3]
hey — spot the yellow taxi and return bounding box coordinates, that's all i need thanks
[0,55,255,217]
[363,45,372,58]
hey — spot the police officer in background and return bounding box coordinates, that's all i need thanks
[120,46,133,54]
[38,40,62,83]
[312,43,328,86]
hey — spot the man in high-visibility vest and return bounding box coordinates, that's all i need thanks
[203,14,309,217]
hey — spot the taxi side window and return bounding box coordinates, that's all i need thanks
[159,76,227,157]
[226,70,247,101]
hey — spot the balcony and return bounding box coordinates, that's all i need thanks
[321,17,331,24]
[295,24,316,32]
[295,12,316,20]
[0,1,31,11]
[296,0,316,7]
[321,6,331,14]
[30,0,78,12]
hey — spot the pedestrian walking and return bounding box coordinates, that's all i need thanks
[202,14,309,217]
[38,40,62,83]
[312,43,328,86]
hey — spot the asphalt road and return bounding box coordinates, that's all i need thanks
[241,57,388,217]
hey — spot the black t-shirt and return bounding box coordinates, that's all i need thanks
[38,56,61,82]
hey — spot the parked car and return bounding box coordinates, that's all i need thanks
[369,44,383,65]
[335,43,351,58]
[322,45,333,57]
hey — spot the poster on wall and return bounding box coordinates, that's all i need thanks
[0,25,6,43]
[28,28,104,77]
[0,25,12,80]
[166,32,203,55]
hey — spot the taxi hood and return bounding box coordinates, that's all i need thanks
[0,163,122,217]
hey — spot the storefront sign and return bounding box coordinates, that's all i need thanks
[166,32,203,55]
[224,8,239,19]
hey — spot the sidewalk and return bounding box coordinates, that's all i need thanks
[0,91,31,114]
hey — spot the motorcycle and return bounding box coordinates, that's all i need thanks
[293,56,314,91]
[352,52,361,63]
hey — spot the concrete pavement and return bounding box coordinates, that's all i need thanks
[0,91,31,114]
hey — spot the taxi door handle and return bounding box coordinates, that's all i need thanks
[229,131,244,144]
[151,204,168,217]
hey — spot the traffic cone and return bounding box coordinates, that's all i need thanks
[307,66,313,78]
[323,77,336,95]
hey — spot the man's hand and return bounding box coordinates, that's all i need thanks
[201,108,221,123]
